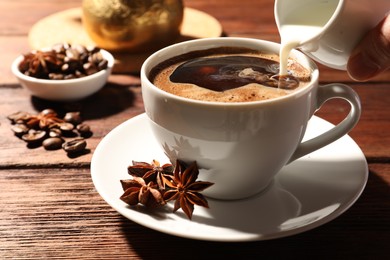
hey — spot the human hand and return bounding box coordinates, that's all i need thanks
[347,15,390,81]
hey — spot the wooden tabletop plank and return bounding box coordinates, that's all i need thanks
[0,164,388,258]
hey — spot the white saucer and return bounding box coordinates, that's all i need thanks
[91,113,368,242]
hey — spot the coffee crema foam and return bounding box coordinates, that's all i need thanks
[149,47,311,103]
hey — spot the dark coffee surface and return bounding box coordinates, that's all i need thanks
[169,55,299,91]
[150,47,311,103]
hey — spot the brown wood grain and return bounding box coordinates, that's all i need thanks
[0,165,389,258]
[0,0,389,258]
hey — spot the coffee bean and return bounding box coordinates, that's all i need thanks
[61,63,70,72]
[98,59,108,70]
[76,123,91,136]
[66,48,80,60]
[11,123,29,136]
[73,44,88,56]
[89,52,103,64]
[49,73,64,80]
[40,108,57,118]
[62,138,87,153]
[64,74,77,80]
[58,122,75,132]
[22,129,46,144]
[49,128,62,138]
[64,112,82,125]
[83,62,98,75]
[43,137,64,150]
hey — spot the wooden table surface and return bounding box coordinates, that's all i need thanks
[1,0,389,259]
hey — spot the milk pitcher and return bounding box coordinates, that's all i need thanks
[274,0,390,70]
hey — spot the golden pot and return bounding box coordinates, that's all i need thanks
[82,0,184,53]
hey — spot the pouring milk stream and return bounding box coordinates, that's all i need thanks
[277,0,339,75]
[275,0,390,75]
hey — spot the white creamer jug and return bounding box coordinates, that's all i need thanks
[275,0,390,71]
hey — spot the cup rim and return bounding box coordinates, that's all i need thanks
[141,37,319,106]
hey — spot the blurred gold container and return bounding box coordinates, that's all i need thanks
[82,0,184,53]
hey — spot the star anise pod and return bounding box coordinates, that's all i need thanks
[120,177,166,208]
[19,50,62,79]
[7,109,63,129]
[24,108,64,129]
[128,160,174,190]
[163,160,214,219]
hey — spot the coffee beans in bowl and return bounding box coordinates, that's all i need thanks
[12,43,114,101]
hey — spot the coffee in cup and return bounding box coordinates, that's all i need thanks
[149,46,311,103]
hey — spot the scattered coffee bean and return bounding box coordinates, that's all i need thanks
[11,123,29,136]
[8,108,93,157]
[49,128,62,138]
[22,129,46,144]
[43,137,64,150]
[7,111,32,123]
[64,112,82,125]
[62,138,87,154]
[58,122,75,132]
[40,108,57,118]
[76,123,91,137]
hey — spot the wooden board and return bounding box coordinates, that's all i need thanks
[28,7,223,73]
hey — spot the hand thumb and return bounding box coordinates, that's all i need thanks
[347,15,390,81]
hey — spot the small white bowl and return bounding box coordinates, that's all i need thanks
[12,49,114,102]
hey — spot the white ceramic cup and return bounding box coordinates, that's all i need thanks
[275,0,390,70]
[141,37,361,200]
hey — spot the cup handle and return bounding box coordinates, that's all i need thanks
[288,83,361,163]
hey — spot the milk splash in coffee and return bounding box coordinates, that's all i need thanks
[278,0,339,75]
